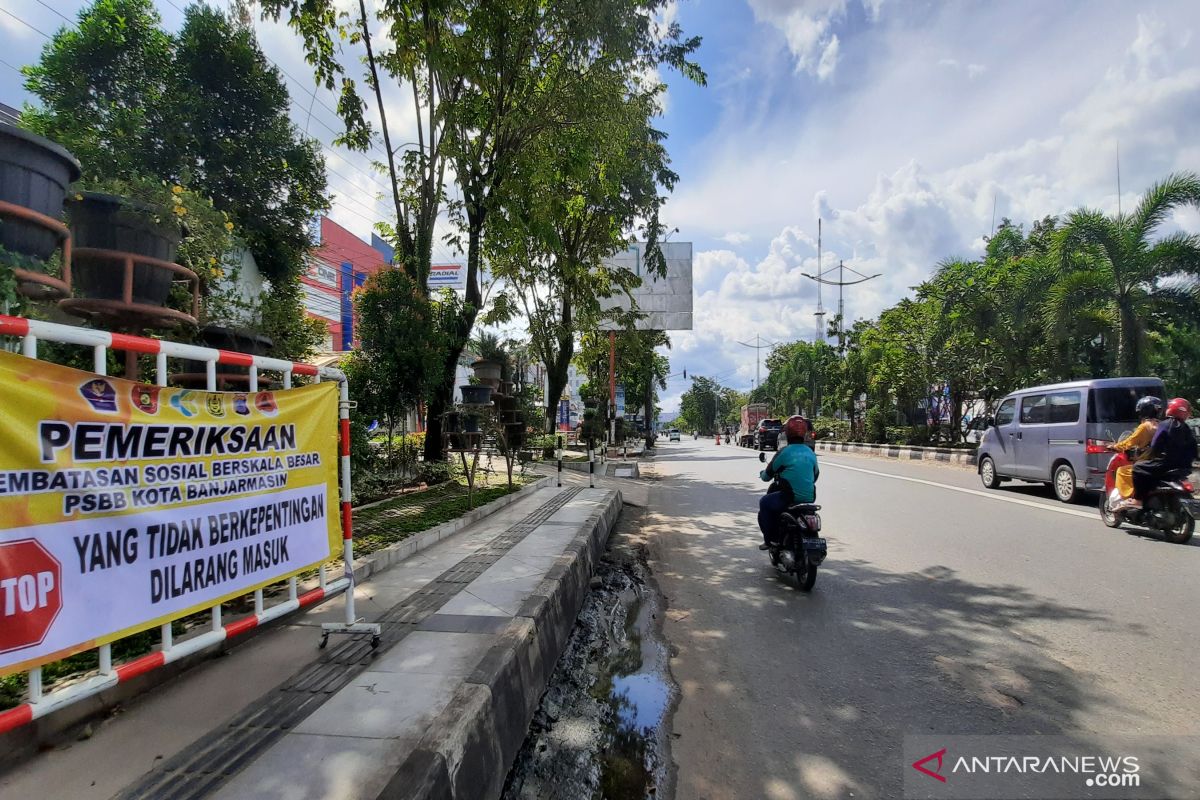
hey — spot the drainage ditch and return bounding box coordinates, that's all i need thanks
[502,509,675,799]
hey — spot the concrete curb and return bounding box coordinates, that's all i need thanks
[815,439,978,469]
[559,459,641,478]
[352,476,551,584]
[376,489,624,800]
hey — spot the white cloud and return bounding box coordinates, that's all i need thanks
[656,3,1200,411]
[745,0,883,79]
[816,35,840,80]
[937,58,987,79]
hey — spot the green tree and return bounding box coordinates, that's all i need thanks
[23,0,329,358]
[678,375,725,436]
[166,3,328,357]
[22,0,172,180]
[346,270,457,458]
[261,0,702,460]
[485,70,674,432]
[1047,172,1200,376]
[576,329,670,447]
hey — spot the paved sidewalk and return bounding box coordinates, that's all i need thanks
[0,482,620,800]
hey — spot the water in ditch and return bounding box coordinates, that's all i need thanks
[502,526,676,800]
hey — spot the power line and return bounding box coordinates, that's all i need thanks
[34,0,72,23]
[0,6,50,38]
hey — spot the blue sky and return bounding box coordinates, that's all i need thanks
[4,1,1200,411]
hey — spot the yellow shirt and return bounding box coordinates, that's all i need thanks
[1113,420,1157,459]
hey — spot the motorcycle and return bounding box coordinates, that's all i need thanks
[759,452,828,589]
[1099,442,1199,544]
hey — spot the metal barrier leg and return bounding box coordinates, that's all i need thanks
[320,379,381,649]
[557,458,563,487]
[589,458,595,488]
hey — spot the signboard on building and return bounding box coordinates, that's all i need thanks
[598,242,693,331]
[429,264,466,292]
[309,259,338,288]
[0,352,340,674]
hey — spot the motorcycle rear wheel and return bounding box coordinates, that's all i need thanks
[794,551,817,591]
[1164,514,1195,545]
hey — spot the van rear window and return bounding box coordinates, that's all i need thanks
[1087,386,1164,423]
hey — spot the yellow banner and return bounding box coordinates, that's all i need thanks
[0,350,340,675]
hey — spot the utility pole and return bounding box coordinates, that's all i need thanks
[802,260,881,420]
[802,261,881,354]
[815,218,825,344]
[736,335,775,393]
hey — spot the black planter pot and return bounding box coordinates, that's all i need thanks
[504,422,525,446]
[459,384,493,405]
[67,192,182,307]
[176,325,275,388]
[0,123,80,265]
[463,414,481,433]
[198,325,274,356]
[443,412,462,433]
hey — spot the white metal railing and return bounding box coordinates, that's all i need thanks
[0,314,377,735]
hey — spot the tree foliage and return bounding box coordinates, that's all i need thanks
[762,173,1200,444]
[261,0,703,458]
[22,0,329,358]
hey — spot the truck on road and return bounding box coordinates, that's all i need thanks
[739,403,770,447]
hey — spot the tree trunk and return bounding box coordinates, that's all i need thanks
[542,294,574,433]
[643,371,655,450]
[949,388,964,444]
[1117,300,1141,377]
[422,218,483,462]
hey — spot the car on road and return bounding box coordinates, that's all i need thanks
[755,418,783,451]
[668,428,680,441]
[976,377,1166,503]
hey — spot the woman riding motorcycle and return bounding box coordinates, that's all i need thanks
[1109,395,1162,510]
[757,415,819,548]
[1130,398,1198,508]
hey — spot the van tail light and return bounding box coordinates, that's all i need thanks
[1086,439,1112,454]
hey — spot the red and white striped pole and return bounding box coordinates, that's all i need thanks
[319,379,382,648]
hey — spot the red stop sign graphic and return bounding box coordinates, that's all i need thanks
[0,539,63,655]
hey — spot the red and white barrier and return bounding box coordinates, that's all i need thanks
[0,313,374,735]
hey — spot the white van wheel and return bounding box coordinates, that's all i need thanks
[1053,464,1078,503]
[979,457,1001,489]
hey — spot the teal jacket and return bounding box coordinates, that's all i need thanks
[760,443,819,503]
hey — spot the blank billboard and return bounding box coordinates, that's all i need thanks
[598,241,693,331]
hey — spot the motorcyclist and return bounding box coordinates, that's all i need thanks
[1130,398,1198,508]
[757,415,819,549]
[1109,396,1162,510]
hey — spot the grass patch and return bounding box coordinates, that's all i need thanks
[351,476,525,556]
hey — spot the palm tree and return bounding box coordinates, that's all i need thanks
[1047,172,1200,376]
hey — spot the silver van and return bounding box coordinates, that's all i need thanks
[977,377,1166,502]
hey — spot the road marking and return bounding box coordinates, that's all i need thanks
[820,458,1099,520]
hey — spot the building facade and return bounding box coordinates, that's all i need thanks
[300,217,392,352]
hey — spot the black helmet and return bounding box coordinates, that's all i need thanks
[1135,396,1163,419]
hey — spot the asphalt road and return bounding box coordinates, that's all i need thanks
[644,438,1200,800]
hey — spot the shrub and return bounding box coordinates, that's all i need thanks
[864,407,890,443]
[884,425,934,446]
[812,416,850,441]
